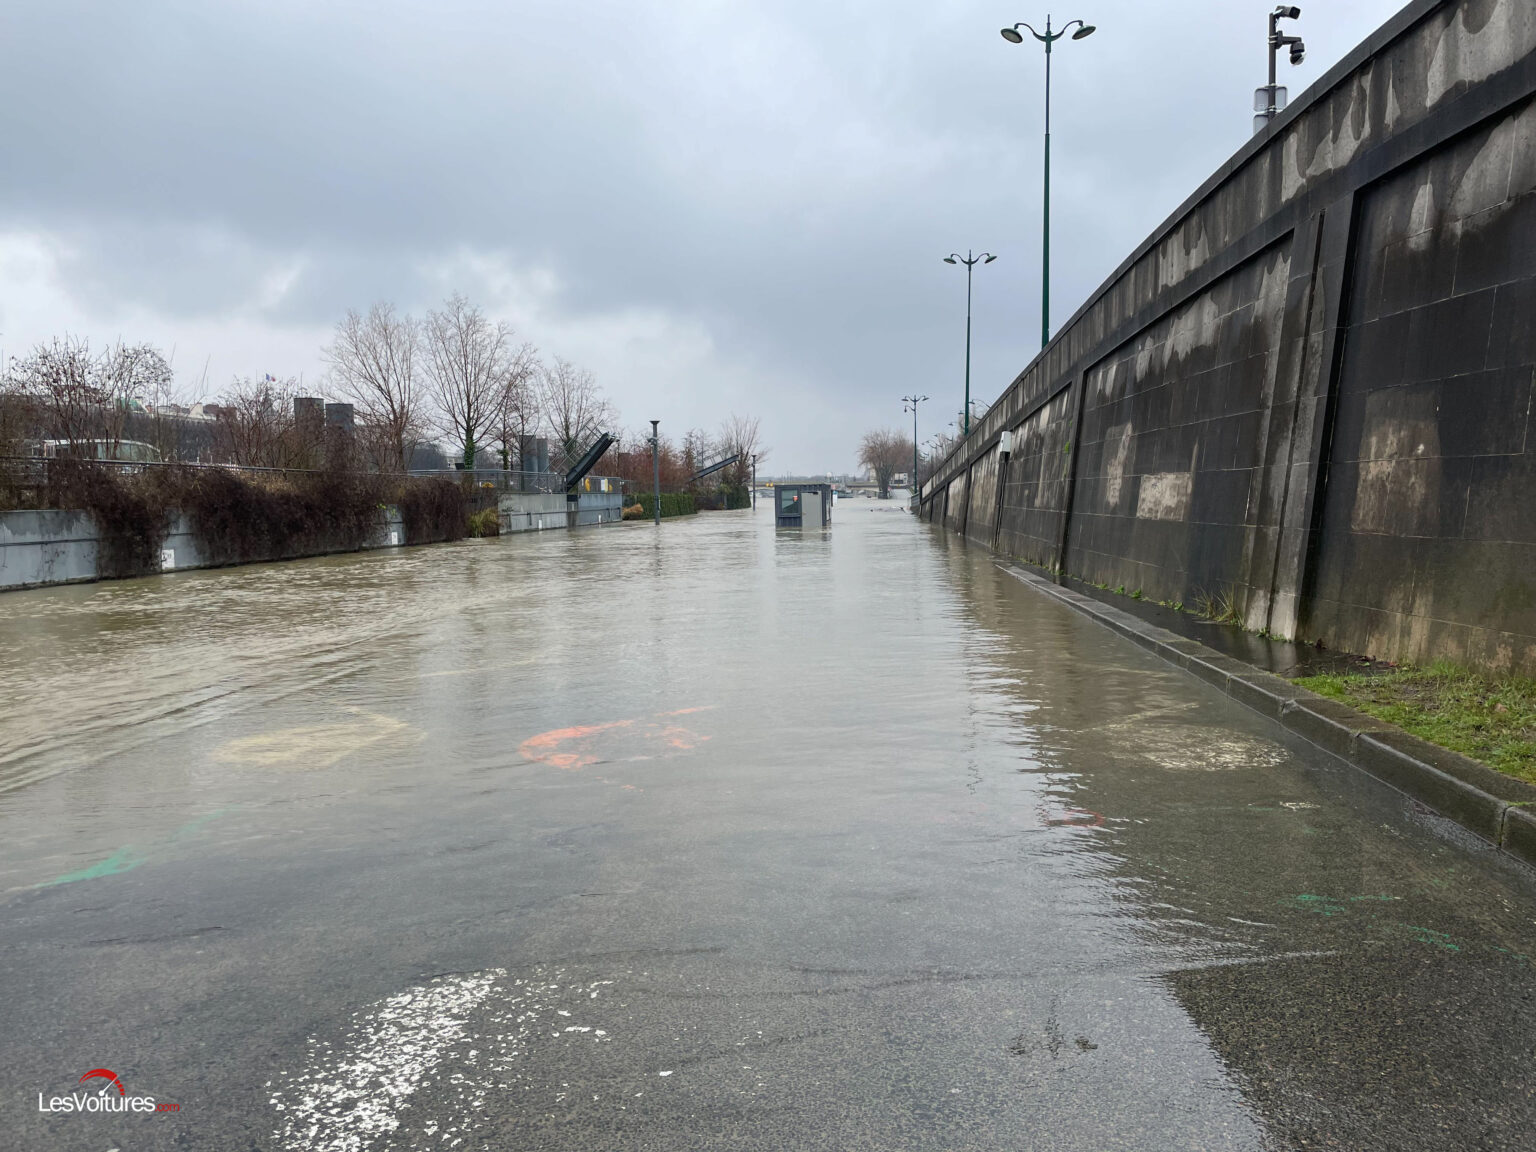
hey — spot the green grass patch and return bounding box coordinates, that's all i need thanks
[1294,662,1536,784]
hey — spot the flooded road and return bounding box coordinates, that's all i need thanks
[2,503,1534,1151]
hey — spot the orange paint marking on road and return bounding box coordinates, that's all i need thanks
[519,719,634,770]
[656,725,709,751]
[518,707,713,775]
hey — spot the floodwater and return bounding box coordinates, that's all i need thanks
[1,502,1534,1151]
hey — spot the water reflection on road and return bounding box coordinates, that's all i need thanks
[1,502,1533,1151]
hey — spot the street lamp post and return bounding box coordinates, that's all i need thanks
[649,419,661,527]
[942,251,996,438]
[1001,15,1095,349]
[902,394,928,498]
[751,453,758,509]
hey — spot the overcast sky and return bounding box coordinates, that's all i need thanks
[0,0,1408,473]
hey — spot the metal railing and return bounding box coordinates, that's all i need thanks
[407,469,623,494]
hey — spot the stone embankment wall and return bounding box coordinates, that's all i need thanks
[498,491,625,533]
[0,507,407,592]
[920,0,1536,674]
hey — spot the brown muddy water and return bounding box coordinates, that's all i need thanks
[1,502,1534,1151]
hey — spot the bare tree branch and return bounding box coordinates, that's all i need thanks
[213,376,298,468]
[717,413,767,488]
[858,428,913,499]
[537,357,614,470]
[421,294,513,470]
[488,342,541,470]
[323,303,421,472]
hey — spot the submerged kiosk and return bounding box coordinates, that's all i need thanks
[775,483,833,528]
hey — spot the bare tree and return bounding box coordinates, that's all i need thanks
[6,336,173,458]
[213,376,297,467]
[7,337,98,454]
[717,413,767,488]
[858,428,913,499]
[323,303,421,472]
[0,372,28,457]
[537,357,614,469]
[488,342,540,471]
[421,294,514,471]
[682,427,713,480]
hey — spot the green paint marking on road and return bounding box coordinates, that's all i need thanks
[169,807,233,840]
[1284,893,1397,917]
[38,846,145,888]
[1402,924,1461,952]
[30,809,233,890]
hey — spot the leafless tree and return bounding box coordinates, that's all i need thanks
[537,357,614,470]
[717,413,767,488]
[0,375,28,457]
[488,342,541,470]
[421,294,515,471]
[213,376,297,467]
[6,337,96,453]
[682,427,714,480]
[858,428,913,499]
[323,303,422,472]
[6,336,173,458]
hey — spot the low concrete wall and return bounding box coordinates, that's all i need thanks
[920,0,1536,674]
[0,506,406,592]
[499,491,624,533]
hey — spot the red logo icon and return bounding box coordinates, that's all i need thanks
[77,1069,125,1096]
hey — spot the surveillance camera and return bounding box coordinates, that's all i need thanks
[1275,5,1301,17]
[1290,41,1306,64]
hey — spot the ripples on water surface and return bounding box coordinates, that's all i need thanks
[2,503,1535,1150]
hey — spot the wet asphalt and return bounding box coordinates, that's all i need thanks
[0,503,1534,1151]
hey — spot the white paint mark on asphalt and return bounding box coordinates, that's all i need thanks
[270,968,618,1152]
[271,969,502,1151]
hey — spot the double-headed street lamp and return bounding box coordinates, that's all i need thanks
[1001,15,1096,349]
[943,251,996,437]
[902,394,929,495]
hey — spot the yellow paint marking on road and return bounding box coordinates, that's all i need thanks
[213,709,416,771]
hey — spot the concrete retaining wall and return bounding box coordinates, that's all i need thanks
[0,507,406,592]
[920,0,1536,674]
[498,491,625,533]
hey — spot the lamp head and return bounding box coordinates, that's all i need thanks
[943,256,958,264]
[983,254,997,264]
[1071,23,1096,39]
[1000,26,1024,43]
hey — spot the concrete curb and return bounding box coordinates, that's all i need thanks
[1000,563,1536,871]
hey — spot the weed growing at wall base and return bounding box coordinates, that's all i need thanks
[1296,663,1536,784]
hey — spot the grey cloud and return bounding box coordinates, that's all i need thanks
[0,0,1408,470]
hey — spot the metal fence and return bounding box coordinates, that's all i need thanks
[0,457,626,516]
[408,469,624,495]
[0,457,621,486]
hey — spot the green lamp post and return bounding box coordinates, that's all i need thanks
[1001,15,1096,349]
[943,251,996,437]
